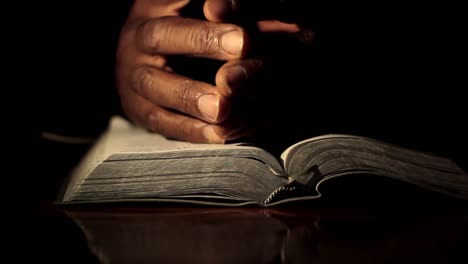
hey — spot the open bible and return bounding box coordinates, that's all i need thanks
[57,116,468,206]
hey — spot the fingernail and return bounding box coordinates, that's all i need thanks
[220,29,243,55]
[226,66,248,94]
[198,93,219,122]
[202,125,225,144]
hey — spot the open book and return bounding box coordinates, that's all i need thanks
[57,116,468,206]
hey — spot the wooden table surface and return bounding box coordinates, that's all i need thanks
[17,200,468,264]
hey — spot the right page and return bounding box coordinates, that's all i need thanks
[281,134,468,201]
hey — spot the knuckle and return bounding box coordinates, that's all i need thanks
[137,19,161,52]
[131,66,155,98]
[187,23,218,56]
[145,106,163,133]
[174,118,198,141]
[172,80,199,115]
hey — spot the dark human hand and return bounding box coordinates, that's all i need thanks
[116,0,250,143]
[204,0,318,143]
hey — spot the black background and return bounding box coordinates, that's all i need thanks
[8,0,464,208]
[9,0,467,243]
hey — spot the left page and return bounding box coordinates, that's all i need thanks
[58,116,287,205]
[102,116,248,156]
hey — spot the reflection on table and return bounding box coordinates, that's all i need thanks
[55,207,468,264]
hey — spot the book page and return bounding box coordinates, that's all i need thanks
[280,134,350,165]
[60,116,287,203]
[99,116,251,160]
[99,116,284,173]
[281,134,468,200]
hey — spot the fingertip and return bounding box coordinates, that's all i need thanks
[212,125,237,142]
[219,28,246,57]
[225,66,248,95]
[202,125,226,144]
[256,20,301,33]
[197,93,231,123]
[216,63,249,97]
[213,121,252,142]
[217,95,232,123]
[204,0,233,22]
[215,69,231,97]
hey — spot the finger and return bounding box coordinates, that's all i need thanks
[256,20,300,33]
[204,0,302,34]
[136,16,247,60]
[203,0,232,22]
[215,59,264,97]
[119,85,225,144]
[130,65,231,124]
[204,0,309,23]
